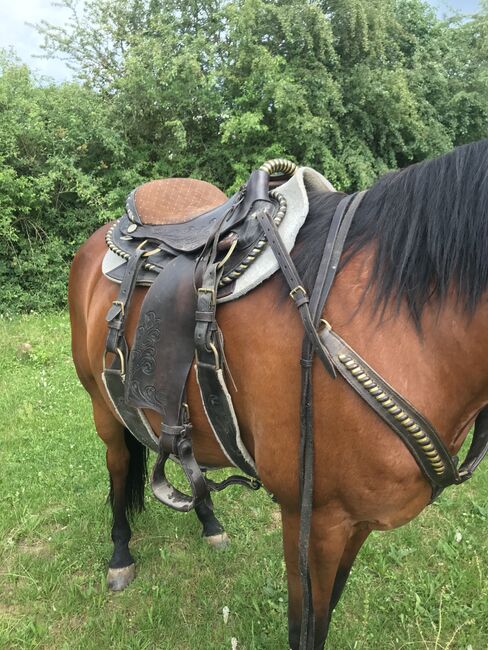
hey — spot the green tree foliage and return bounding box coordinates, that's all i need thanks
[0,52,127,310]
[1,0,487,312]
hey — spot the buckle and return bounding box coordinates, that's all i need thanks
[112,300,125,317]
[289,285,307,300]
[103,347,126,376]
[198,287,216,303]
[319,319,332,332]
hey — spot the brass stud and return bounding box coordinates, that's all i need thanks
[402,418,414,428]
[345,360,357,370]
[412,430,425,439]
[395,411,408,421]
[388,406,401,416]
[370,387,382,396]
[127,223,137,233]
[382,398,394,408]
[363,380,375,388]
[357,373,369,382]
[376,393,388,402]
[338,354,348,362]
[351,367,363,376]
[407,423,421,433]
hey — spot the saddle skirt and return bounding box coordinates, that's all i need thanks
[102,167,334,302]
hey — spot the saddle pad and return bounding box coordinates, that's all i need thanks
[219,167,334,302]
[102,167,334,302]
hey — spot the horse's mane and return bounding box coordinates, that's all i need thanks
[292,139,488,325]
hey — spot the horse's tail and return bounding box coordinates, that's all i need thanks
[110,428,148,516]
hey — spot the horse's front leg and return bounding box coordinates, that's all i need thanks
[329,525,369,617]
[93,401,147,591]
[281,505,352,650]
[195,494,230,549]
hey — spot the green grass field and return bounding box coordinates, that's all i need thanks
[1,313,487,650]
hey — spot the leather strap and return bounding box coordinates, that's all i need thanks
[296,192,366,649]
[457,405,488,482]
[254,208,336,378]
[320,327,460,488]
[106,246,146,354]
[194,213,260,478]
[126,254,209,510]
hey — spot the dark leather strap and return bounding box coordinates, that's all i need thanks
[106,246,146,354]
[296,192,366,649]
[320,327,460,487]
[310,192,366,319]
[254,208,336,378]
[126,254,209,510]
[194,216,261,479]
[457,405,488,482]
[103,364,159,452]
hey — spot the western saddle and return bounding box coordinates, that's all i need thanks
[104,159,310,511]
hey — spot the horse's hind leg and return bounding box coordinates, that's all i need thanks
[195,494,229,549]
[92,400,147,591]
[281,506,351,649]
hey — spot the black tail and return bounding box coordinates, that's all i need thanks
[109,428,148,517]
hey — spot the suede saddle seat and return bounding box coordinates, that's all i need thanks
[128,177,227,226]
[122,170,273,253]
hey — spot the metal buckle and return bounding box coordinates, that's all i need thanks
[112,300,125,317]
[102,347,126,376]
[319,318,332,332]
[289,285,307,300]
[198,287,215,301]
[181,402,190,424]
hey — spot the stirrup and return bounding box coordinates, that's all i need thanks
[151,438,208,512]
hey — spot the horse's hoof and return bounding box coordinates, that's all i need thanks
[204,532,230,549]
[107,564,135,591]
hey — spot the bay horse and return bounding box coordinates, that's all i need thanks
[69,139,488,649]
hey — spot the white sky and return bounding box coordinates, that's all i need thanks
[0,0,72,80]
[0,0,482,83]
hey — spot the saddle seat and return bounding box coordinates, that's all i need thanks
[123,169,271,254]
[131,178,227,225]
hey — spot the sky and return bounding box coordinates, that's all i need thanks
[0,0,482,83]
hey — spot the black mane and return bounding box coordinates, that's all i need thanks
[292,139,488,325]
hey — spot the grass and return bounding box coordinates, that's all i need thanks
[0,312,487,650]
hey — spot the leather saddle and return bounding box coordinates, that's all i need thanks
[104,159,297,512]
